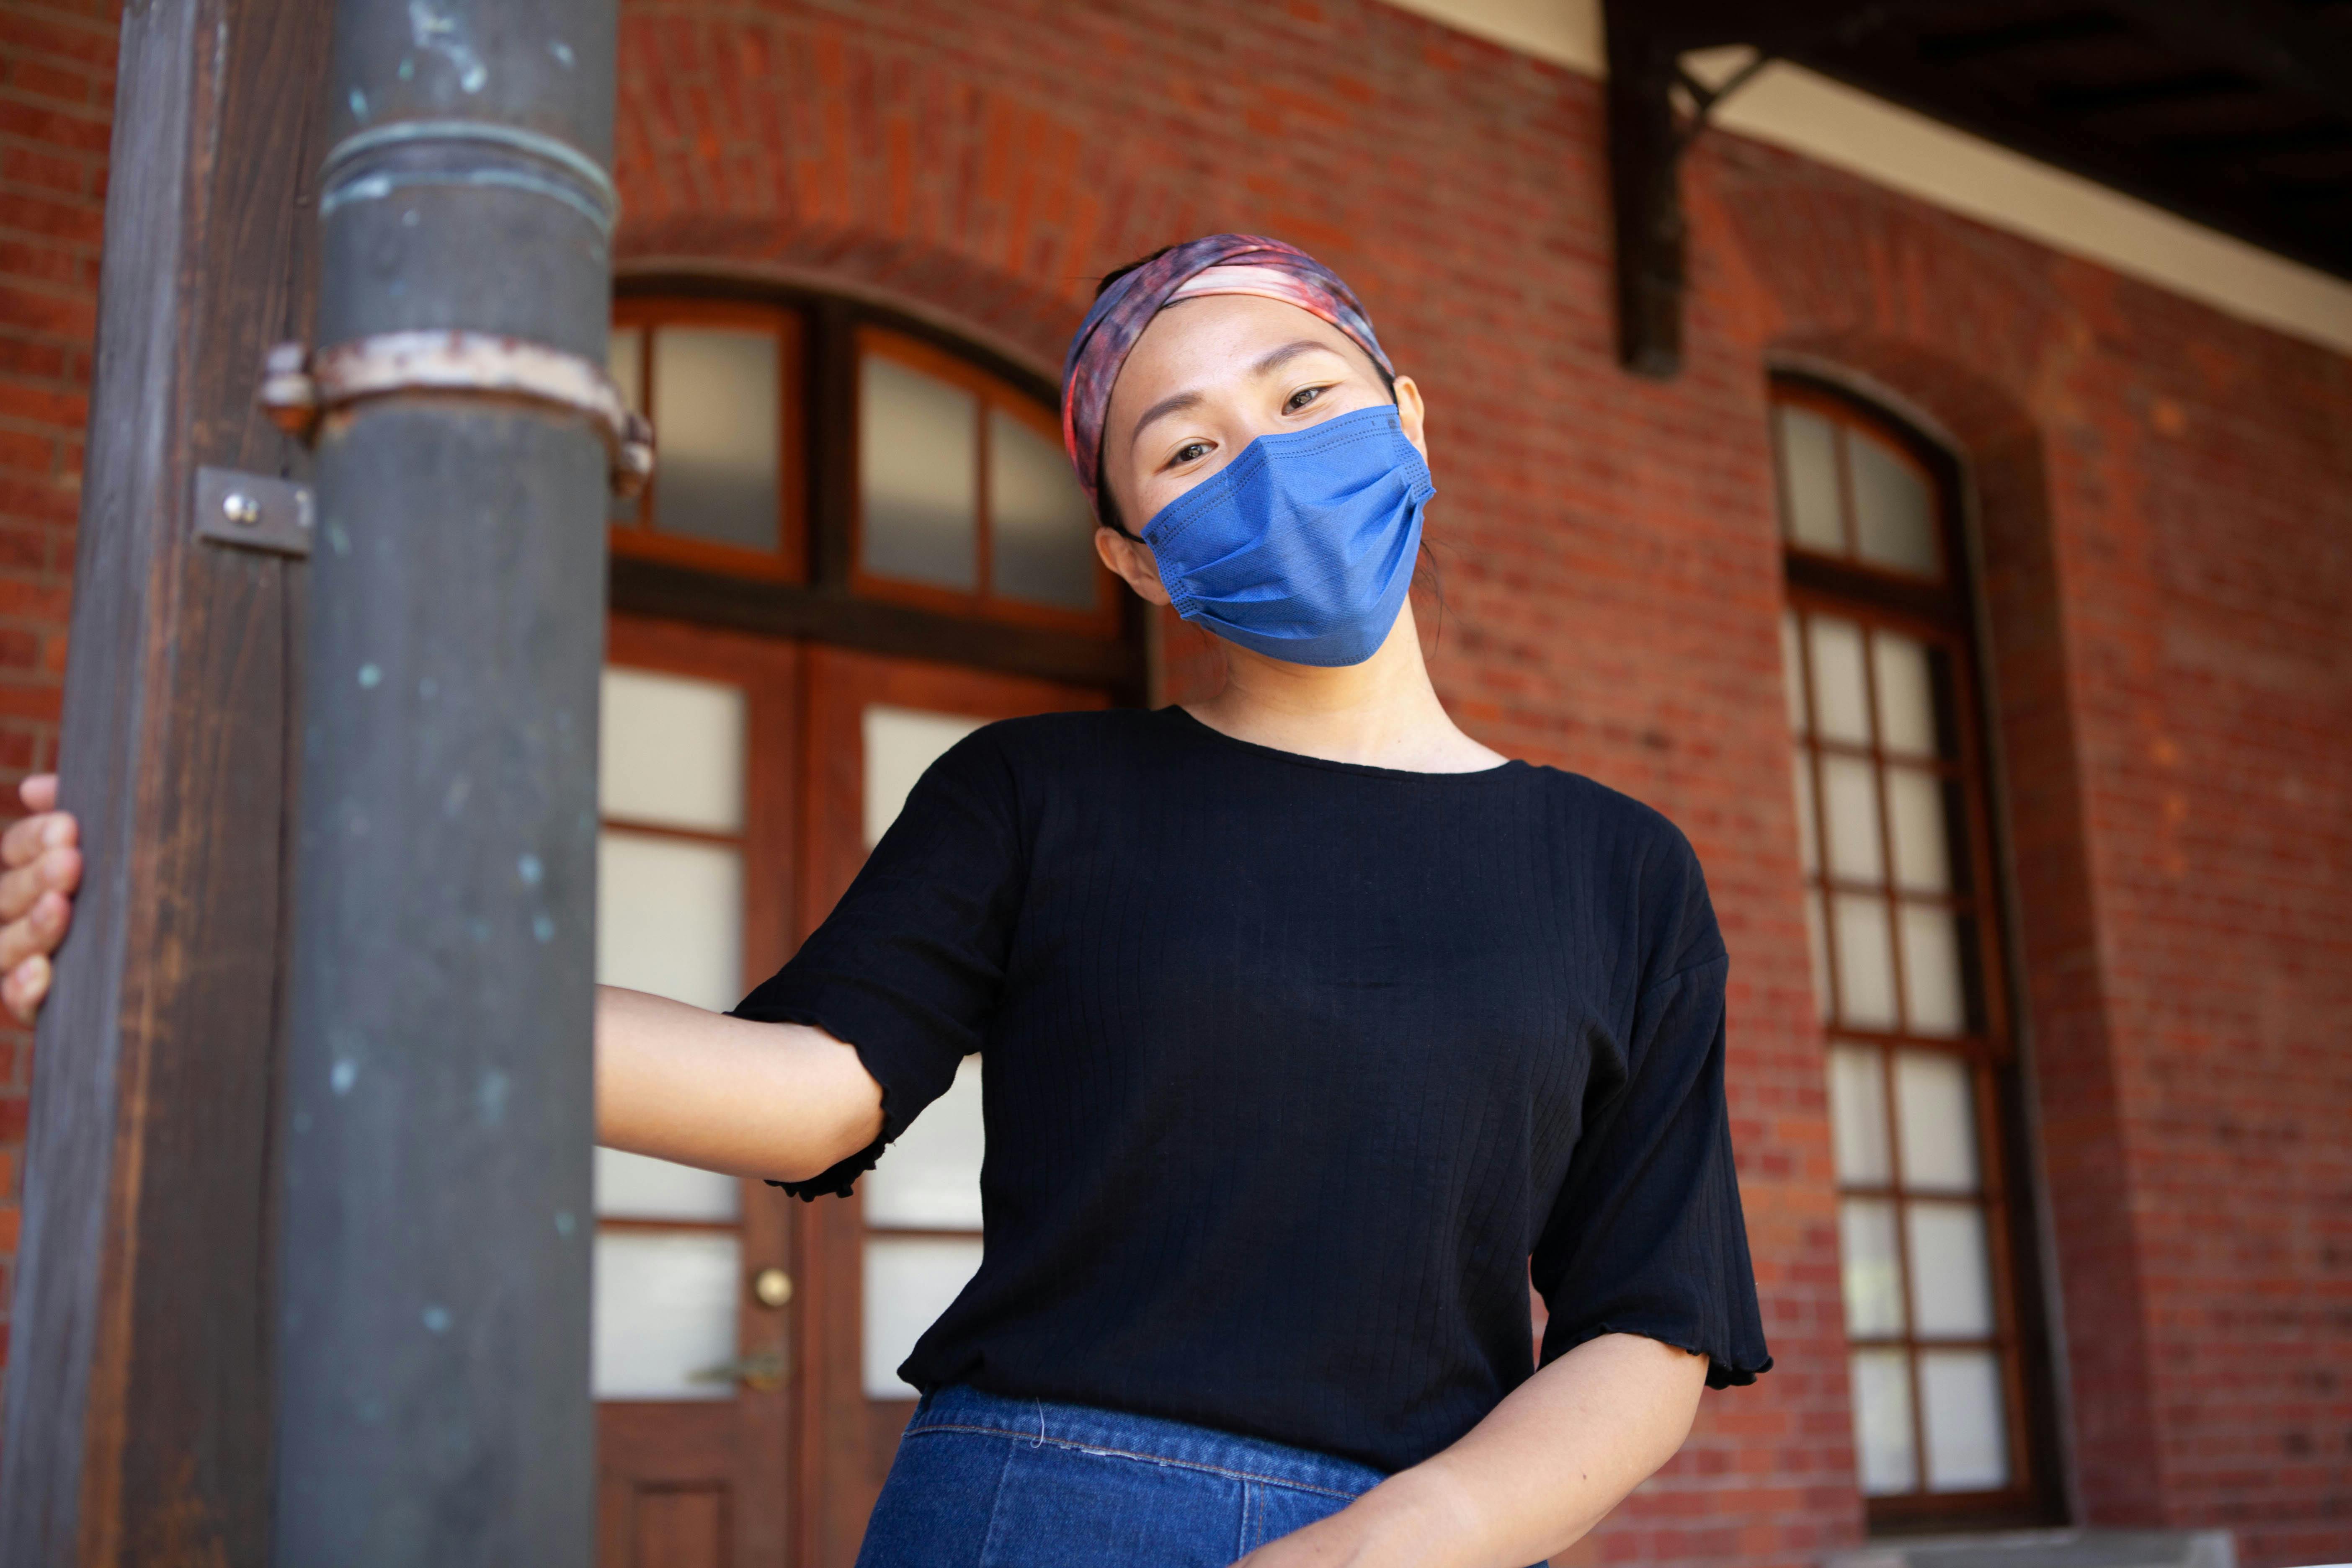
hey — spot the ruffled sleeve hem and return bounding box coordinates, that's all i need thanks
[1542,1314,1774,1391]
[766,1135,885,1202]
[727,990,963,1202]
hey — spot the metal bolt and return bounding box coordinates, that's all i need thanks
[222,491,262,527]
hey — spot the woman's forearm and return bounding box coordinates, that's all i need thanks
[1243,1333,1707,1568]
[595,984,884,1181]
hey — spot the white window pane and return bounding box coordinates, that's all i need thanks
[653,327,781,551]
[1775,405,1843,552]
[1872,632,1939,758]
[1901,904,1968,1037]
[1781,610,1809,734]
[1921,1349,2010,1492]
[864,1236,985,1398]
[1851,1349,1919,1496]
[1896,1050,1981,1193]
[862,354,977,590]
[1821,755,1884,883]
[601,667,746,833]
[1833,893,1897,1030]
[593,1230,742,1400]
[990,408,1098,611]
[1807,616,1872,745]
[1839,1197,1906,1337]
[1908,1201,1996,1339]
[866,1056,984,1230]
[609,325,643,413]
[1807,891,1832,1024]
[596,1147,741,1222]
[1849,433,1939,577]
[1792,751,1819,877]
[1887,767,1952,893]
[1828,1045,1891,1186]
[597,832,743,1013]
[862,705,986,848]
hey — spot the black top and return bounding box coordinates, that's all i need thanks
[735,706,1771,1473]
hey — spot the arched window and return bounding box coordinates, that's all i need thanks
[591,286,1132,1562]
[1772,379,2058,1530]
[605,289,1125,645]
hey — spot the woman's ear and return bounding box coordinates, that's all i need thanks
[1094,526,1173,606]
[1393,375,1429,465]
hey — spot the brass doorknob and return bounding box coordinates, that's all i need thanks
[752,1267,794,1308]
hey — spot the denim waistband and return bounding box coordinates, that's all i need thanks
[905,1384,1391,1501]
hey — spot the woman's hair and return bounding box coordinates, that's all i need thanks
[1086,249,1399,538]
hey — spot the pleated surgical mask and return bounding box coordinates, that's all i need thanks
[1140,405,1433,668]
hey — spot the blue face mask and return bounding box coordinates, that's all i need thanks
[1139,404,1434,668]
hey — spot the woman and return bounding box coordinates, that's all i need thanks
[1,235,1769,1567]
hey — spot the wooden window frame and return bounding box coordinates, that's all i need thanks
[1774,374,2066,1534]
[609,297,809,585]
[607,279,1145,702]
[851,326,1122,638]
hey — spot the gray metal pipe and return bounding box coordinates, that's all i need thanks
[273,3,616,1560]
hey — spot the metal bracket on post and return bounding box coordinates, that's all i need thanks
[193,465,315,556]
[259,333,654,498]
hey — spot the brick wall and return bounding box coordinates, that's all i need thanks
[3,0,2347,1561]
[0,0,111,1380]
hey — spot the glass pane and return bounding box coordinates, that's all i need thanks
[1896,1050,1981,1192]
[1776,405,1843,552]
[1806,891,1832,1023]
[1807,616,1871,745]
[597,831,743,1013]
[861,354,977,590]
[1828,1045,1891,1185]
[862,705,987,848]
[1821,754,1883,883]
[1901,904,1968,1037]
[596,1147,740,1222]
[601,667,745,833]
[1792,751,1819,877]
[652,326,781,551]
[608,325,642,412]
[863,1236,985,1398]
[1781,610,1809,734]
[989,408,1099,610]
[1850,432,1939,577]
[1851,1348,1919,1496]
[866,1055,984,1230]
[593,1230,741,1400]
[1839,1197,1906,1336]
[1921,1349,2010,1491]
[1886,767,1951,893]
[1909,1200,1995,1339]
[1873,632,1939,758]
[1833,893,1897,1030]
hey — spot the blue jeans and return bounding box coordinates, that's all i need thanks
[855,1385,1393,1566]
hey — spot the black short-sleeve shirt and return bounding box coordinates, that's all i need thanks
[733,706,1769,1473]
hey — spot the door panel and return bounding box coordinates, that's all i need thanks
[597,617,802,1568]
[794,645,1108,1568]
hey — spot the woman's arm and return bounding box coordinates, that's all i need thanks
[597,984,883,1181]
[1234,1333,1708,1568]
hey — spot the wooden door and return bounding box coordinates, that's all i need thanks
[595,616,803,1567]
[792,645,1109,1568]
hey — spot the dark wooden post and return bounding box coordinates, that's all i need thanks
[266,1,619,1561]
[0,0,333,1561]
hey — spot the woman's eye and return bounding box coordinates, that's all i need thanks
[1170,441,1212,466]
[1285,385,1324,413]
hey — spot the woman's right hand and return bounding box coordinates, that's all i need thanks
[2,773,81,1024]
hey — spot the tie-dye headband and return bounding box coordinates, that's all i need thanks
[1060,235,1393,524]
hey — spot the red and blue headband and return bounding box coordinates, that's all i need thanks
[1060,235,1393,524]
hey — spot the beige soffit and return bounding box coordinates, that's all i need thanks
[1377,0,2352,356]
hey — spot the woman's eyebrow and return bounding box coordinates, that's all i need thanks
[1129,389,1204,449]
[1249,338,1342,378]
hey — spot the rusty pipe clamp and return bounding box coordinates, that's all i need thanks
[260,331,655,500]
